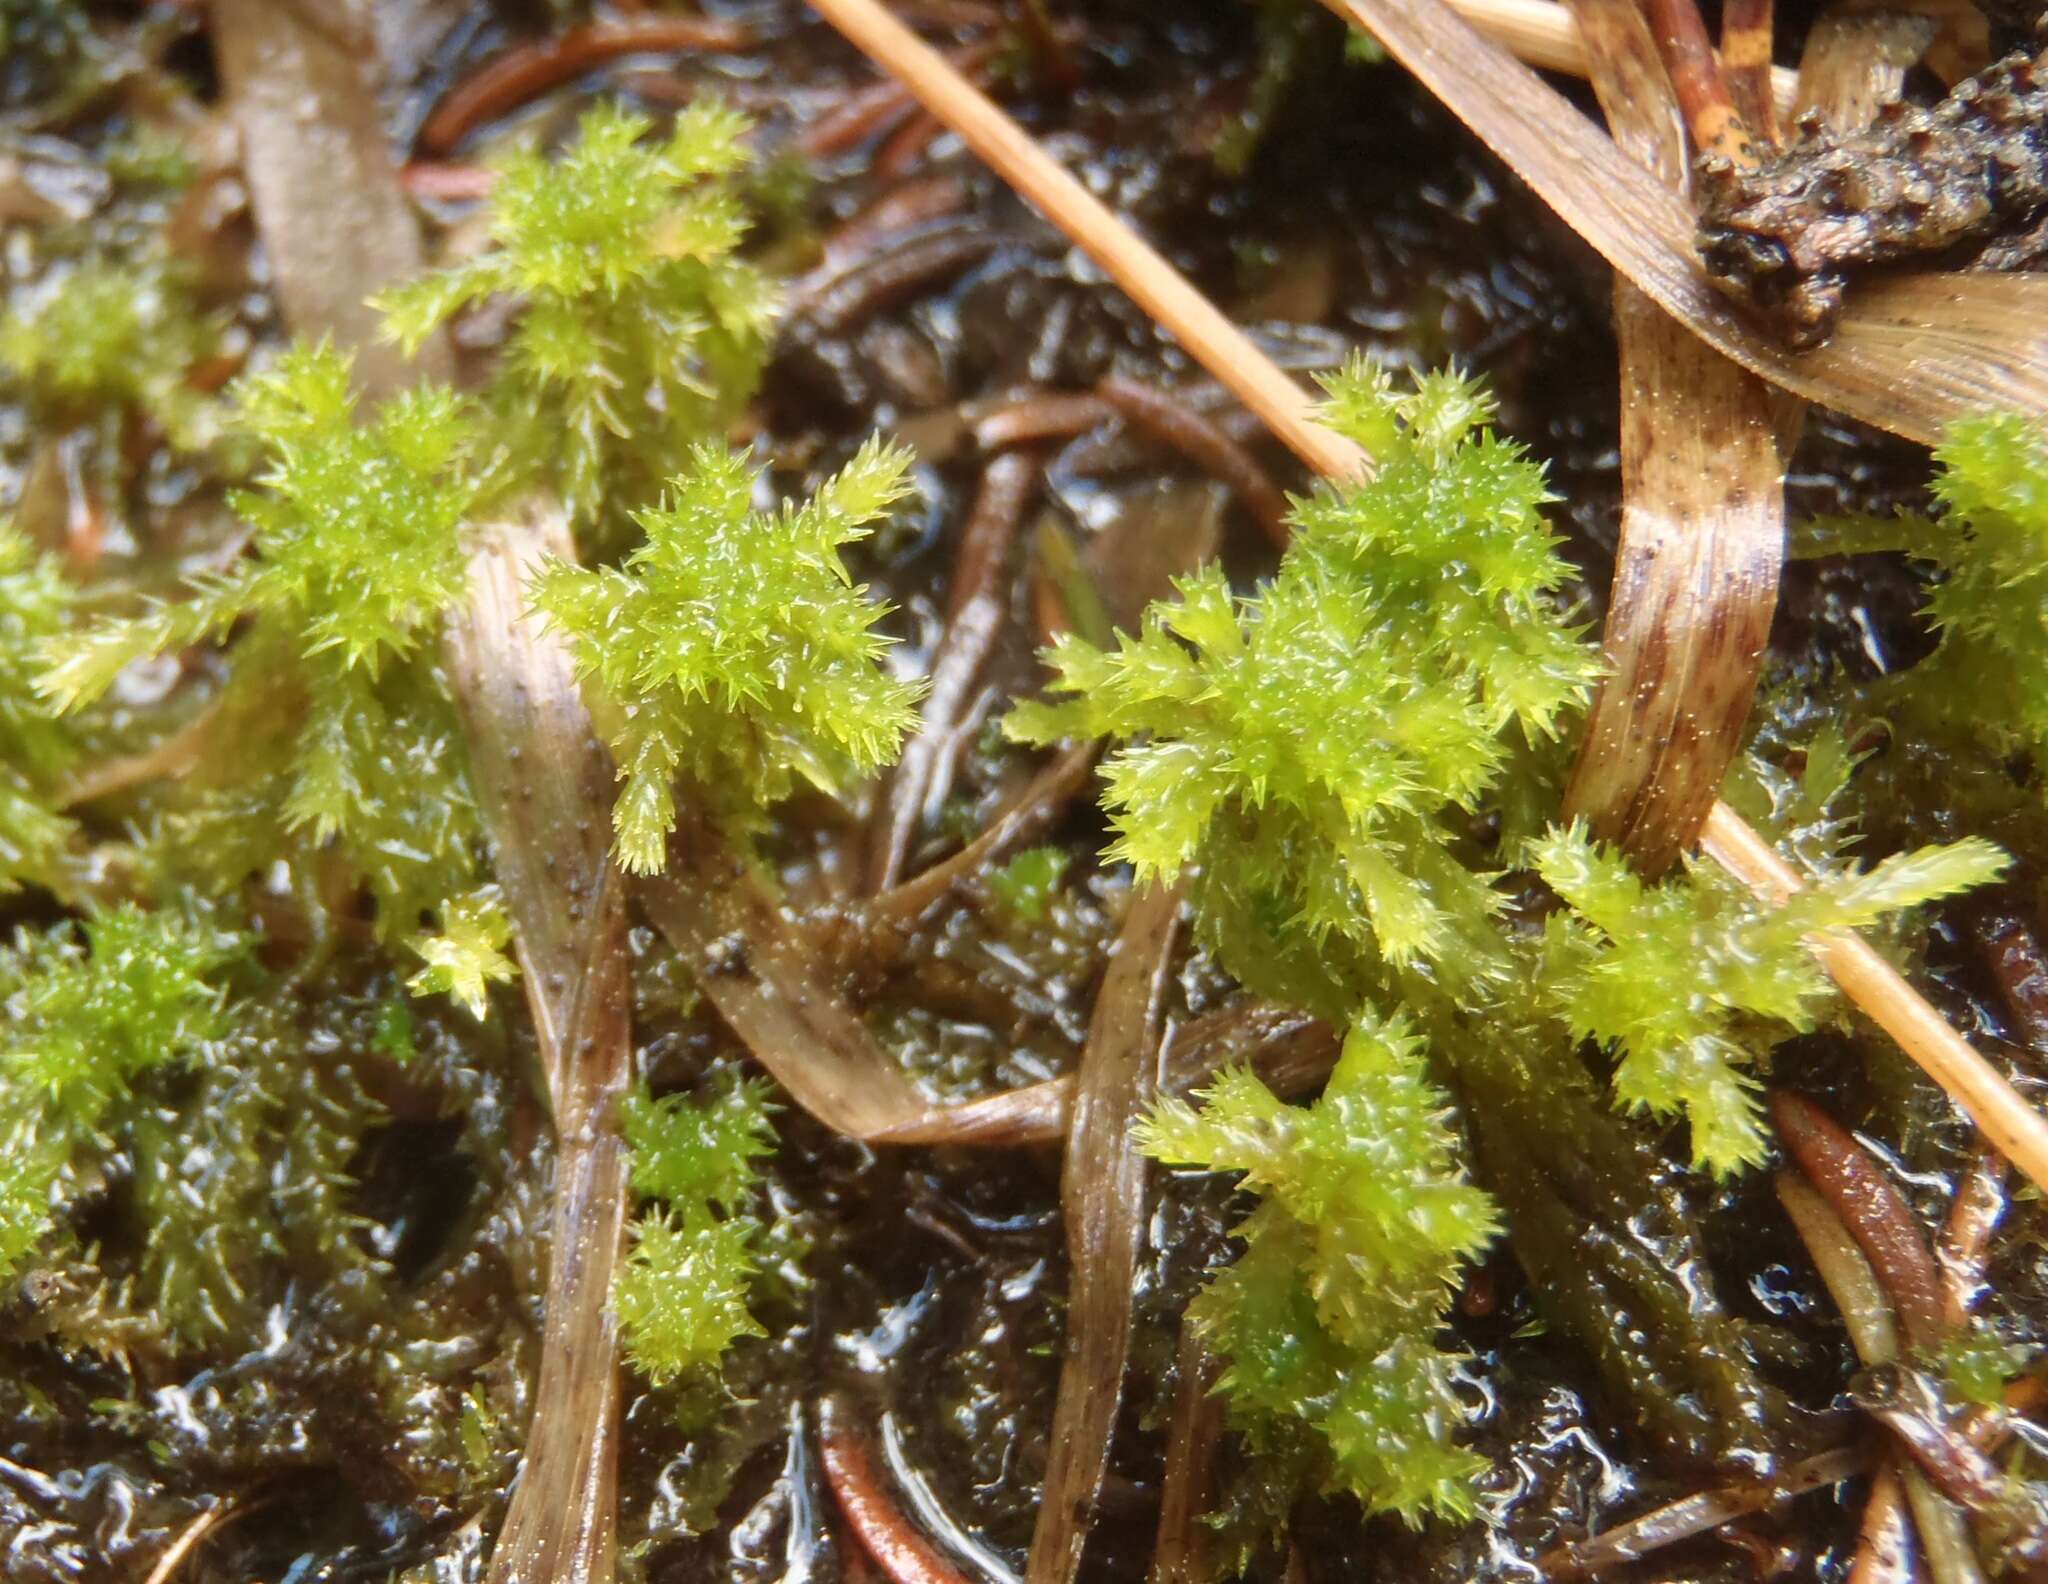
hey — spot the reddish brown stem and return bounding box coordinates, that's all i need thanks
[865,740,1097,928]
[973,391,1114,452]
[867,452,1040,891]
[802,77,922,158]
[875,109,949,180]
[802,40,1005,159]
[1847,1458,1916,1584]
[818,1397,974,1584]
[1637,0,1760,166]
[1771,1091,1950,1353]
[1720,0,1779,146]
[820,173,972,267]
[1095,374,1292,547]
[418,19,753,155]
[794,226,1007,334]
[399,160,497,201]
[1978,900,2048,1051]
[1539,1444,1871,1578]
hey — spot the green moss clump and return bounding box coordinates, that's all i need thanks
[1140,1011,1498,1529]
[1009,359,1599,1012]
[0,254,216,446]
[380,101,779,536]
[43,342,486,942]
[0,905,240,1281]
[1908,414,2048,761]
[531,437,923,872]
[0,524,80,895]
[1531,822,2004,1173]
[615,1073,778,1386]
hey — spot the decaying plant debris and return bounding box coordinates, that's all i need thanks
[9,2,2048,1582]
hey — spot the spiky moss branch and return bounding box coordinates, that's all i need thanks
[614,1073,778,1386]
[1009,361,1600,1015]
[0,905,239,1281]
[379,101,779,541]
[1139,1011,1497,1528]
[40,342,491,955]
[531,438,923,873]
[1532,823,2007,1174]
[0,525,80,894]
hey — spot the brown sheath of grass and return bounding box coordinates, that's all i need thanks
[1558,0,1786,875]
[1031,880,1182,1584]
[1793,7,1937,133]
[1537,1442,1870,1579]
[869,452,1039,893]
[211,0,443,395]
[1150,1323,1227,1584]
[1313,0,2048,445]
[805,0,2048,1197]
[416,17,753,155]
[1640,0,1763,166]
[447,507,635,1584]
[1095,376,1292,548]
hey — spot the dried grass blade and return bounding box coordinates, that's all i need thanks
[1443,0,1799,110]
[211,0,447,395]
[1559,0,1785,873]
[1029,880,1182,1584]
[214,7,630,1574]
[805,0,2048,1198]
[803,0,1368,481]
[1314,0,2048,444]
[1777,1170,1903,1364]
[637,806,939,1139]
[447,508,635,1584]
[1150,1323,1227,1584]
[870,1001,1341,1149]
